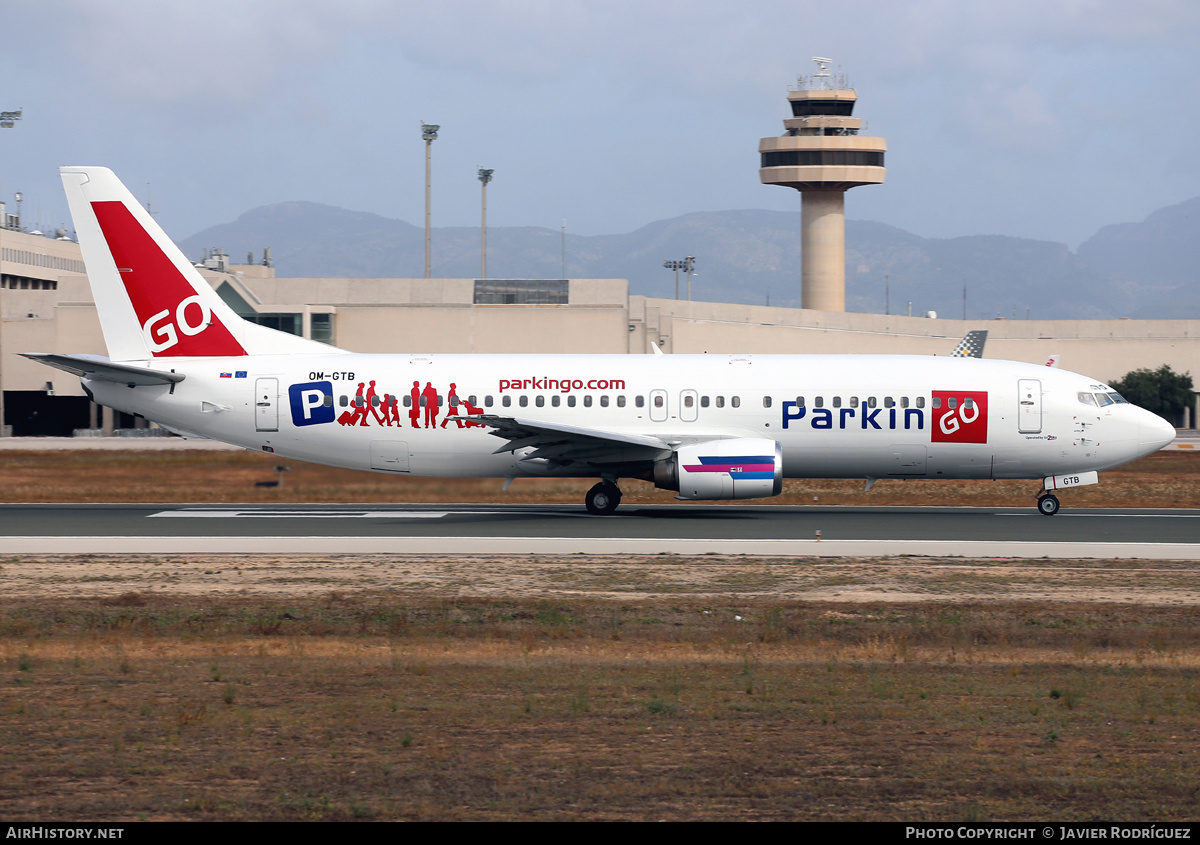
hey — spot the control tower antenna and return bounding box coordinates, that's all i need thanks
[758,58,886,311]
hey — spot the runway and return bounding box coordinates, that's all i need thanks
[3,503,1198,558]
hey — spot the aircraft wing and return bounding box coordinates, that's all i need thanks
[458,414,674,468]
[21,353,185,386]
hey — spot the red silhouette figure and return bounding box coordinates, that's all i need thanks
[355,382,372,426]
[338,382,369,427]
[442,383,464,428]
[364,380,384,425]
[408,381,421,429]
[386,395,400,427]
[422,382,439,428]
[459,396,484,428]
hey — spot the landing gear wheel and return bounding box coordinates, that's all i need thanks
[585,481,622,515]
[1037,494,1060,516]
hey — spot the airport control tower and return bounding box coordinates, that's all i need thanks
[759,59,886,311]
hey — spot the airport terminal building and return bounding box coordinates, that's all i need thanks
[2,225,1199,437]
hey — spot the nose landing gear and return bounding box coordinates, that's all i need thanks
[1037,493,1060,516]
[585,480,622,515]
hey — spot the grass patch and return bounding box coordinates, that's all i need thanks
[0,594,1199,820]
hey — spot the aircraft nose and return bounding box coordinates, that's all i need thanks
[1139,411,1177,454]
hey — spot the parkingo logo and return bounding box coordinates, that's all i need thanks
[143,295,211,353]
[931,390,988,444]
[289,381,335,426]
[90,200,247,357]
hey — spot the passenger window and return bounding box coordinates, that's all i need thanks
[762,396,772,408]
[963,398,973,409]
[883,397,893,408]
[684,395,694,408]
[948,397,957,409]
[600,395,609,407]
[535,396,545,407]
[485,395,494,408]
[340,395,349,407]
[931,397,940,409]
[814,396,824,408]
[849,397,859,409]
[584,395,593,407]
[519,396,529,407]
[568,395,576,408]
[635,395,645,408]
[617,396,626,408]
[502,395,512,408]
[552,395,561,407]
[731,396,741,408]
[654,395,664,408]
[899,397,908,408]
[833,397,842,409]
[795,396,805,407]
[715,396,725,408]
[468,395,477,406]
[916,397,925,409]
[701,396,709,408]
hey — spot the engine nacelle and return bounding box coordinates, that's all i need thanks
[654,438,783,500]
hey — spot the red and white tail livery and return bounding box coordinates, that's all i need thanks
[59,167,329,360]
[27,166,1177,516]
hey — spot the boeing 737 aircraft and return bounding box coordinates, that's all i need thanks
[26,167,1176,516]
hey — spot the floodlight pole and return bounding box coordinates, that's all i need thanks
[0,107,21,437]
[663,256,696,301]
[422,122,439,278]
[478,168,493,278]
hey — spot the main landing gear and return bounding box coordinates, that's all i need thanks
[585,480,622,515]
[1037,493,1060,516]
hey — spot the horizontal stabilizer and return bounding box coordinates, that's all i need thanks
[22,353,185,387]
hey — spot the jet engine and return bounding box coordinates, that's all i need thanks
[653,438,783,500]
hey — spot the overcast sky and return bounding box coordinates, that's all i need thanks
[3,0,1198,249]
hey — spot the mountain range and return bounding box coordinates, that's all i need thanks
[180,197,1200,321]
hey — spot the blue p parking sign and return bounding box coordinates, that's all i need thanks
[288,381,335,426]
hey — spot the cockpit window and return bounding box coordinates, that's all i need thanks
[1077,392,1098,406]
[1094,393,1114,407]
[1108,392,1127,404]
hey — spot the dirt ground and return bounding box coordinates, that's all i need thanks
[2,554,1200,821]
[4,553,1200,607]
[0,448,1197,508]
[1,450,1199,820]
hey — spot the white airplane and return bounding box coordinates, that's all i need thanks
[26,167,1176,517]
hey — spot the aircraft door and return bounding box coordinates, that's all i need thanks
[255,377,279,432]
[680,390,698,422]
[1017,379,1042,434]
[371,441,410,473]
[649,389,668,422]
[889,445,927,476]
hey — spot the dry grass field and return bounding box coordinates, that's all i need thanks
[0,450,1198,821]
[0,448,1197,508]
[2,582,1200,821]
